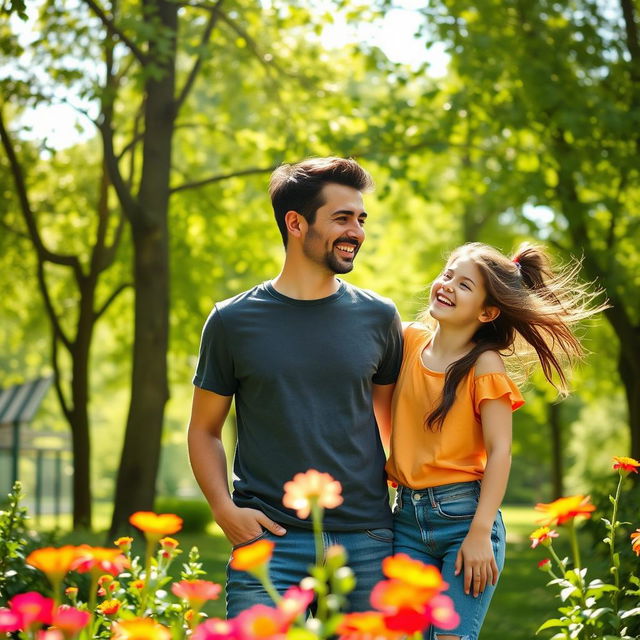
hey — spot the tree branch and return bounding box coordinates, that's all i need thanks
[170,165,277,193]
[51,334,73,422]
[80,0,147,65]
[175,0,224,113]
[94,282,133,320]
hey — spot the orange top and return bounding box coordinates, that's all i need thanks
[386,324,524,489]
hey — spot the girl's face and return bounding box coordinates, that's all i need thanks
[429,255,493,326]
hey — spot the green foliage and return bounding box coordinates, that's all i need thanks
[154,497,213,534]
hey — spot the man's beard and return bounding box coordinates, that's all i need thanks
[303,229,359,275]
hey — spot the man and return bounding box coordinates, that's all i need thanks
[188,157,403,616]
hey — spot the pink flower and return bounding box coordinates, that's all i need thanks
[529,526,559,549]
[425,594,459,630]
[72,546,129,576]
[278,587,314,622]
[0,608,21,633]
[9,592,54,630]
[171,580,222,608]
[282,470,343,519]
[192,618,238,640]
[235,604,289,640]
[50,606,91,639]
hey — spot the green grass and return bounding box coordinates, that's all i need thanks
[51,505,591,635]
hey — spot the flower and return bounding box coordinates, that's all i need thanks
[230,539,275,572]
[612,456,640,474]
[50,605,91,639]
[278,586,314,622]
[114,537,133,552]
[383,607,431,634]
[130,579,145,591]
[26,547,80,585]
[112,618,171,640]
[129,512,183,537]
[337,611,400,640]
[235,604,288,640]
[538,558,552,570]
[382,554,447,592]
[171,580,222,607]
[192,618,237,640]
[529,526,559,549]
[72,546,129,576]
[535,495,596,526]
[8,592,54,630]
[0,608,21,633]
[425,594,459,630]
[64,587,78,601]
[282,469,343,519]
[37,631,64,640]
[371,579,436,612]
[631,529,640,556]
[97,600,121,616]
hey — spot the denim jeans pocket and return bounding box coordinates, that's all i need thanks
[364,527,394,543]
[231,529,268,550]
[435,491,479,520]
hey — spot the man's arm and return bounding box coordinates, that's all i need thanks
[187,386,286,546]
[372,382,394,451]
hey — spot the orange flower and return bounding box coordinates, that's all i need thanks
[114,537,133,553]
[371,579,435,612]
[112,618,171,640]
[130,580,145,591]
[337,611,400,640]
[159,537,179,549]
[129,512,183,537]
[282,470,343,519]
[382,554,446,592]
[171,580,222,607]
[535,495,596,526]
[529,526,559,549]
[72,546,129,576]
[612,456,640,474]
[26,547,80,585]
[50,606,90,639]
[631,530,640,556]
[230,540,275,572]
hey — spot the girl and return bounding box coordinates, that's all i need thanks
[385,242,606,640]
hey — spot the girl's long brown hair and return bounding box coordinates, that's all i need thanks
[422,242,608,430]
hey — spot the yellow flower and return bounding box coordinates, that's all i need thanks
[26,547,80,585]
[535,495,595,526]
[112,618,171,640]
[282,469,343,519]
[529,526,559,549]
[631,529,640,557]
[612,456,640,474]
[129,512,183,537]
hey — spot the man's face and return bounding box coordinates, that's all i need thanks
[302,183,367,275]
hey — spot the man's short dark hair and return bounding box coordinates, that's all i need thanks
[269,157,374,247]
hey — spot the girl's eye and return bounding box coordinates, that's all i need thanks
[442,272,452,280]
[460,283,470,290]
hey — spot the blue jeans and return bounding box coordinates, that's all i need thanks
[393,482,506,640]
[226,524,393,618]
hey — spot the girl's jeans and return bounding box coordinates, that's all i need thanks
[393,481,506,640]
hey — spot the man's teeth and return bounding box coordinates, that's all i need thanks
[437,295,454,306]
[336,244,355,253]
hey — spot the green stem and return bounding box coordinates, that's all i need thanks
[609,473,623,620]
[567,519,581,569]
[252,565,281,604]
[310,500,328,621]
[548,544,566,574]
[139,536,157,615]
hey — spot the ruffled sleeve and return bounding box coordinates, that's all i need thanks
[473,372,524,416]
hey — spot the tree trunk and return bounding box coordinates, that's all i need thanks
[619,349,640,461]
[548,402,563,499]
[109,0,176,535]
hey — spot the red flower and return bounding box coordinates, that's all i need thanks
[171,580,222,608]
[612,456,640,474]
[383,607,431,634]
[0,608,21,633]
[98,600,121,616]
[538,558,552,570]
[337,611,400,640]
[535,495,596,526]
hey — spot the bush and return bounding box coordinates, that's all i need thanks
[154,496,213,533]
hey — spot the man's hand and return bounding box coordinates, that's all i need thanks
[454,529,499,597]
[216,503,287,547]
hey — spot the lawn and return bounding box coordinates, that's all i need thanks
[50,504,588,637]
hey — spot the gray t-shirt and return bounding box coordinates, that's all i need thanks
[193,280,403,530]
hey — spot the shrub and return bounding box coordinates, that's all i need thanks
[154,497,212,533]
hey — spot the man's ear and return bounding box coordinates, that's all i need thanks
[479,306,500,323]
[284,210,306,240]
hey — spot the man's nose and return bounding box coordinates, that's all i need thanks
[346,219,365,241]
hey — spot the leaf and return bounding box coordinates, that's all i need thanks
[561,585,580,601]
[620,608,640,619]
[537,618,569,632]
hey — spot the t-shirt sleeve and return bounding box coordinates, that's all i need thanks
[373,310,404,385]
[473,372,524,416]
[192,306,237,396]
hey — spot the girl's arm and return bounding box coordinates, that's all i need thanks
[455,351,513,597]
